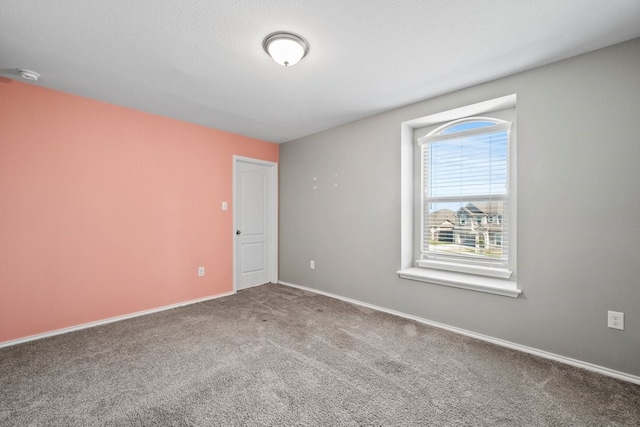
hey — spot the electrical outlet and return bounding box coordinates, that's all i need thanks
[607,311,624,330]
[198,266,205,277]
[310,260,315,270]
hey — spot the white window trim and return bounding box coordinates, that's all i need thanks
[416,259,512,279]
[398,267,520,298]
[398,94,521,298]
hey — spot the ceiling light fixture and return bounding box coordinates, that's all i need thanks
[18,69,40,81]
[262,32,309,67]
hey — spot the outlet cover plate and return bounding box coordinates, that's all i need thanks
[608,311,624,330]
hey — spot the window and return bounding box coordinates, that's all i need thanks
[398,95,520,297]
[419,117,510,273]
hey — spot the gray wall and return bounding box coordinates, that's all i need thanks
[279,38,640,377]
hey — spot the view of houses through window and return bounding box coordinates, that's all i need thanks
[426,200,506,259]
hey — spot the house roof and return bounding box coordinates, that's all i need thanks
[429,209,457,225]
[458,202,504,216]
[1,1,639,143]
[438,220,455,229]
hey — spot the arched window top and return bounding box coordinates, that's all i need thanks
[428,117,507,137]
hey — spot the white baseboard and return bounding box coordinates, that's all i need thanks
[279,280,640,386]
[0,291,235,349]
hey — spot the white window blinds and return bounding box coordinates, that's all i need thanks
[418,118,511,271]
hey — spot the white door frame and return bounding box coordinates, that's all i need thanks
[232,155,278,291]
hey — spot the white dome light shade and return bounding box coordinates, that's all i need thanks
[18,69,40,81]
[263,32,309,67]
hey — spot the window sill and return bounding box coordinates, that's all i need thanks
[397,267,521,298]
[417,259,512,279]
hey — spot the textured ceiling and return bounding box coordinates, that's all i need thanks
[1,0,639,143]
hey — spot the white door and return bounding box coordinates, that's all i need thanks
[233,157,277,290]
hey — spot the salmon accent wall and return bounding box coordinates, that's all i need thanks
[0,79,278,343]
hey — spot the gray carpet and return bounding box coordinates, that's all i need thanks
[1,283,639,426]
